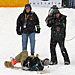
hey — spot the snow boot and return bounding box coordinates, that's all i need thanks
[64,61,70,65]
[64,59,70,65]
[4,57,18,68]
[30,54,39,58]
[4,61,14,68]
[49,61,57,65]
[49,57,58,65]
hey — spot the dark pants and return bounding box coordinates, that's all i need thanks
[50,38,70,63]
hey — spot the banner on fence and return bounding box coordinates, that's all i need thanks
[29,0,62,8]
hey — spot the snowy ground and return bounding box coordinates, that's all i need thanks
[0,7,75,75]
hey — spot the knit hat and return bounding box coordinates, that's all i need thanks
[53,9,60,14]
[25,4,32,10]
[42,58,50,66]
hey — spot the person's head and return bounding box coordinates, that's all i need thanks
[42,58,50,66]
[56,13,60,18]
[26,8,31,13]
[53,9,60,18]
[25,4,32,14]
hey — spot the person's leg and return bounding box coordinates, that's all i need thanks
[29,32,35,55]
[15,51,23,62]
[22,33,28,51]
[21,50,28,66]
[15,50,28,62]
[50,38,58,65]
[9,51,24,66]
[58,39,70,65]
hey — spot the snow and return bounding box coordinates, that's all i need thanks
[0,7,75,75]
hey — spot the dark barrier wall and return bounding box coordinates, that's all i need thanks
[63,0,75,8]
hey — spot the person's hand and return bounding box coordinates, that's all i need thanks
[36,28,40,33]
[17,31,22,35]
[48,19,55,24]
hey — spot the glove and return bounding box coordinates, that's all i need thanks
[36,28,40,33]
[17,31,22,35]
[48,19,55,24]
[47,24,51,27]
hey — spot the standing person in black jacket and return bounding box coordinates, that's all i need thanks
[16,4,40,56]
[45,8,70,65]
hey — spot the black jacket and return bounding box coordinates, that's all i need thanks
[46,14,67,39]
[23,57,44,71]
[16,11,39,34]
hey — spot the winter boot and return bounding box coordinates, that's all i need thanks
[49,61,57,65]
[30,54,39,58]
[4,61,14,68]
[64,61,70,65]
[49,57,58,65]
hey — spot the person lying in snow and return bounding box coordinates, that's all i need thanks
[4,50,49,71]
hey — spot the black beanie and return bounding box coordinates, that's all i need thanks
[25,4,32,10]
[53,9,60,14]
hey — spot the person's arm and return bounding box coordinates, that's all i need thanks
[33,13,40,33]
[45,15,55,27]
[62,16,67,28]
[16,13,23,35]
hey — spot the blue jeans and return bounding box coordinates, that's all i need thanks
[22,32,35,55]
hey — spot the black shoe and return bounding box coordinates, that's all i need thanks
[49,61,57,65]
[31,53,34,56]
[64,61,70,65]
